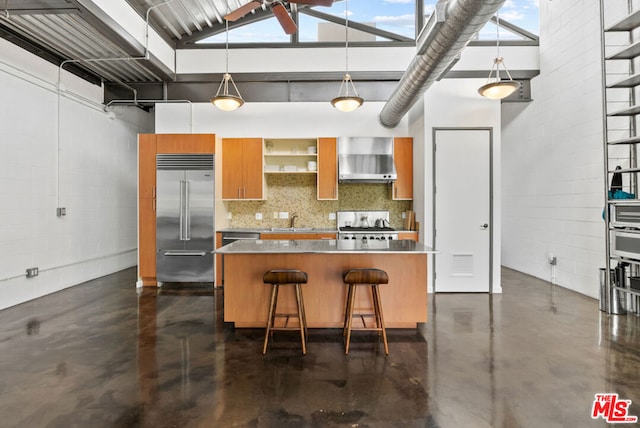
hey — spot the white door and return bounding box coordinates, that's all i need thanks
[434,128,492,293]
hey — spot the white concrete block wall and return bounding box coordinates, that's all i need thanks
[0,39,153,310]
[501,0,604,298]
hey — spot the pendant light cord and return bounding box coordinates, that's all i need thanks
[345,0,349,73]
[225,19,229,75]
[495,10,500,59]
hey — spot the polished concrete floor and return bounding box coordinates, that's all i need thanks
[0,267,639,428]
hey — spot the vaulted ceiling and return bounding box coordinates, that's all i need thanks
[0,1,538,105]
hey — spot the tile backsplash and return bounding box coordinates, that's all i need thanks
[223,175,412,229]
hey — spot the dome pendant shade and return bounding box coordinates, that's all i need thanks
[478,80,520,100]
[330,0,363,112]
[211,73,244,111]
[212,20,244,111]
[478,56,520,100]
[331,73,363,112]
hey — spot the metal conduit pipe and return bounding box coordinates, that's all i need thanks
[379,0,505,128]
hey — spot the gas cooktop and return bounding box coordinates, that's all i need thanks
[339,226,395,232]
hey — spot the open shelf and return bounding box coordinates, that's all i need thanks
[263,138,318,174]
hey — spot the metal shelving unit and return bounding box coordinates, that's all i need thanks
[601,1,640,315]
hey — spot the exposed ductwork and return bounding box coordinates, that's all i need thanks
[379,0,506,128]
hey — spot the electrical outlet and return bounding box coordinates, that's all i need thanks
[56,207,66,217]
[328,212,336,220]
[26,267,38,278]
[273,212,278,219]
[226,212,232,219]
[548,253,557,265]
[255,213,263,220]
[279,212,289,219]
[402,212,406,219]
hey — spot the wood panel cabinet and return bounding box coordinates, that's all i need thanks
[138,133,216,286]
[317,137,338,200]
[392,137,413,200]
[156,134,215,153]
[398,232,418,241]
[222,138,263,200]
[138,135,157,285]
[215,232,223,287]
[260,232,337,240]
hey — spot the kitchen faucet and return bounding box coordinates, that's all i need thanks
[290,212,299,228]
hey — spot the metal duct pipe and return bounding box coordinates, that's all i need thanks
[379,0,505,128]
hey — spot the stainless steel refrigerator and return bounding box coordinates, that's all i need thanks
[156,154,214,283]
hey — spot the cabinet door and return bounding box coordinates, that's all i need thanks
[260,233,314,240]
[316,233,337,239]
[139,198,157,285]
[139,134,157,199]
[215,232,223,287]
[392,137,413,200]
[398,232,418,241]
[241,138,264,199]
[222,138,245,199]
[317,137,338,200]
[156,134,215,153]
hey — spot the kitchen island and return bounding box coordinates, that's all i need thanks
[218,239,434,328]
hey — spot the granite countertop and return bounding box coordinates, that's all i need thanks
[216,239,434,254]
[216,228,418,233]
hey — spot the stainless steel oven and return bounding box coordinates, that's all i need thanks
[220,231,260,282]
[337,210,398,241]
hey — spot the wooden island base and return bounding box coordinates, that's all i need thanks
[223,252,427,328]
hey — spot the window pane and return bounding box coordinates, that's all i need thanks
[424,0,539,36]
[299,13,380,42]
[323,0,415,40]
[198,17,292,44]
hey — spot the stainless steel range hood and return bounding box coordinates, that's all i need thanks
[338,137,397,183]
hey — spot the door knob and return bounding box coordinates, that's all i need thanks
[480,223,489,229]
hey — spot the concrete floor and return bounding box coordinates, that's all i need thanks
[0,267,638,427]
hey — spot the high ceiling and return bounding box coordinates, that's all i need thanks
[0,1,537,104]
[0,0,415,84]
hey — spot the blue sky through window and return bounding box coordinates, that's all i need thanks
[199,0,539,44]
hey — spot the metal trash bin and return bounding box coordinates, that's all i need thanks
[599,268,627,315]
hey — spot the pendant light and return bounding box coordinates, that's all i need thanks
[211,19,244,111]
[331,0,363,112]
[478,11,520,100]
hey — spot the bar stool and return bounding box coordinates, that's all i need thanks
[342,268,389,355]
[263,269,308,355]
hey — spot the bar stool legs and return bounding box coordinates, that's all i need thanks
[263,269,308,355]
[343,268,389,355]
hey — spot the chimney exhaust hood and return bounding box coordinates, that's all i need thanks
[338,137,397,183]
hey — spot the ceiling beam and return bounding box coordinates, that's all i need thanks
[1,0,79,15]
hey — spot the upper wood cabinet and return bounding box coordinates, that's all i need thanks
[156,134,215,153]
[317,137,338,200]
[392,137,413,200]
[222,138,263,200]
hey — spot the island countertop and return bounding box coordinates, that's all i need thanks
[221,239,431,328]
[217,239,434,255]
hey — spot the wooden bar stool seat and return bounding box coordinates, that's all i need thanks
[263,269,308,354]
[342,268,389,355]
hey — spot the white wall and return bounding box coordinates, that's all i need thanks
[501,0,603,298]
[154,101,408,136]
[0,38,153,310]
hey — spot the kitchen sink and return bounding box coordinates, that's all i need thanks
[269,227,314,232]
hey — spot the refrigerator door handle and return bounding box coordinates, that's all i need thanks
[164,251,207,256]
[179,179,185,241]
[185,180,191,241]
